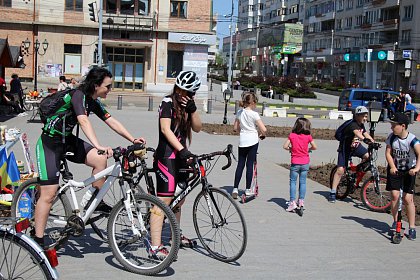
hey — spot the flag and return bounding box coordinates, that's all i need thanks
[3,151,20,188]
[0,148,7,189]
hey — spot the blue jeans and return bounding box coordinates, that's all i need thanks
[289,164,309,201]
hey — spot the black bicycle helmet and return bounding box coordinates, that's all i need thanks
[175,71,201,92]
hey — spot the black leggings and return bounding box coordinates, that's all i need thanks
[234,143,258,189]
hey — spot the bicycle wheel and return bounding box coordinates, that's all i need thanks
[361,175,391,212]
[0,229,53,279]
[329,166,351,200]
[107,193,179,276]
[193,187,247,262]
[11,178,72,246]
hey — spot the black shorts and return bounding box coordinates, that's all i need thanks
[337,144,368,167]
[386,168,416,194]
[153,158,188,197]
[36,133,94,185]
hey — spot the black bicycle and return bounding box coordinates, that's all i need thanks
[132,144,248,263]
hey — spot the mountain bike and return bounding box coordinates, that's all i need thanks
[11,144,180,276]
[0,218,59,280]
[134,144,248,263]
[329,142,391,212]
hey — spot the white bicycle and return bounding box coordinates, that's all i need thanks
[11,144,180,276]
[0,218,59,279]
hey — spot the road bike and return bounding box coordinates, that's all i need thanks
[0,217,59,279]
[133,144,248,262]
[11,144,180,276]
[329,142,391,212]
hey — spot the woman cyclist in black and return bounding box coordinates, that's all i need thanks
[150,71,202,258]
[33,67,146,247]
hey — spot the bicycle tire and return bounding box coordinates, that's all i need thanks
[11,178,72,246]
[329,166,351,200]
[0,229,54,279]
[361,175,391,212]
[107,193,179,276]
[193,187,247,262]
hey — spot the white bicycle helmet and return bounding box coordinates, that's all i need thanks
[175,71,201,92]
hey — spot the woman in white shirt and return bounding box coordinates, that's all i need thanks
[232,92,267,198]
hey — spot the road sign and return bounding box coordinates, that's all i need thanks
[403,50,412,59]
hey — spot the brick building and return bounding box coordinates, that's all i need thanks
[0,0,216,94]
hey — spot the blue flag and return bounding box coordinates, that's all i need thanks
[5,152,20,187]
[0,148,7,188]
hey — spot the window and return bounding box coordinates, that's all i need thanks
[345,17,353,28]
[404,5,413,20]
[64,44,82,74]
[138,0,150,15]
[290,4,298,14]
[259,3,264,10]
[167,51,183,78]
[337,0,344,11]
[347,0,353,9]
[66,0,83,11]
[336,19,342,29]
[355,15,363,26]
[402,30,411,44]
[0,0,11,7]
[106,0,117,13]
[171,1,187,18]
[120,0,134,15]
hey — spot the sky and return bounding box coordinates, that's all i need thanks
[213,0,238,50]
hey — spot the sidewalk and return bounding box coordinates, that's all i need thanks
[3,107,420,279]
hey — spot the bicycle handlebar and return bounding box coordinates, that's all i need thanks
[97,143,146,159]
[194,144,233,171]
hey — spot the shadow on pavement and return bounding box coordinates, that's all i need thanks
[341,216,391,241]
[267,197,288,210]
[104,255,176,277]
[313,190,354,204]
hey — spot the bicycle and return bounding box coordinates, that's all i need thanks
[135,144,248,263]
[11,144,180,276]
[329,142,391,212]
[0,217,59,280]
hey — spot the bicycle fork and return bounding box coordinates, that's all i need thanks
[204,188,226,228]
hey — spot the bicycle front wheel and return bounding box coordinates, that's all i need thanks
[11,178,72,246]
[107,193,179,276]
[0,229,54,279]
[193,187,247,262]
[361,175,391,212]
[330,166,351,200]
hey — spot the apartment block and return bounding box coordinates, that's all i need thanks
[0,0,215,94]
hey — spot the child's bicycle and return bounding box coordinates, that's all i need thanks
[134,144,248,263]
[329,142,391,212]
[11,144,180,276]
[0,218,59,279]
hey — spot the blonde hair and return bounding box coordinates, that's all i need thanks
[240,92,258,108]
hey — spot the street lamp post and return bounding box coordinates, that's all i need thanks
[223,0,234,125]
[33,38,49,92]
[367,101,382,139]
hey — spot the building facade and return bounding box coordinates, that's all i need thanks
[0,0,216,94]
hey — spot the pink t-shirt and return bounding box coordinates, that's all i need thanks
[288,133,313,165]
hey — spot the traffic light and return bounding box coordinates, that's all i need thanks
[88,2,96,22]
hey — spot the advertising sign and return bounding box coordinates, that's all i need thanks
[183,45,208,87]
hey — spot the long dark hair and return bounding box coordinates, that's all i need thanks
[292,118,311,135]
[170,85,192,144]
[79,67,112,97]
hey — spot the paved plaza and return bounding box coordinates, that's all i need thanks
[2,93,420,279]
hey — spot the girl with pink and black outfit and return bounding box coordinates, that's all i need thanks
[283,118,317,212]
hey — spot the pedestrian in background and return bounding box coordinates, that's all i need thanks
[232,92,267,199]
[283,118,317,212]
[69,77,79,89]
[57,75,68,91]
[10,73,24,111]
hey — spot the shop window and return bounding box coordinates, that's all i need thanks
[171,1,187,18]
[0,0,11,7]
[65,0,83,11]
[167,50,183,78]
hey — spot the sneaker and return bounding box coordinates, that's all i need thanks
[232,188,238,199]
[298,199,305,208]
[180,234,196,248]
[245,189,253,196]
[148,244,169,260]
[286,200,297,212]
[94,200,113,214]
[328,193,336,203]
[408,228,416,240]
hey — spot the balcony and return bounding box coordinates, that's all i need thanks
[361,23,372,29]
[383,18,398,26]
[103,13,154,32]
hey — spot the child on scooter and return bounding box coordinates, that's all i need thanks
[283,118,317,212]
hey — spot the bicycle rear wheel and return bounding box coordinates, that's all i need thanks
[329,166,351,200]
[0,229,53,279]
[107,193,179,276]
[361,175,391,212]
[11,178,72,246]
[193,187,247,262]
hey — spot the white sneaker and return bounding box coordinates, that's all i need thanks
[232,188,238,199]
[245,189,253,196]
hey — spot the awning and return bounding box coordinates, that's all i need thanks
[0,38,14,68]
